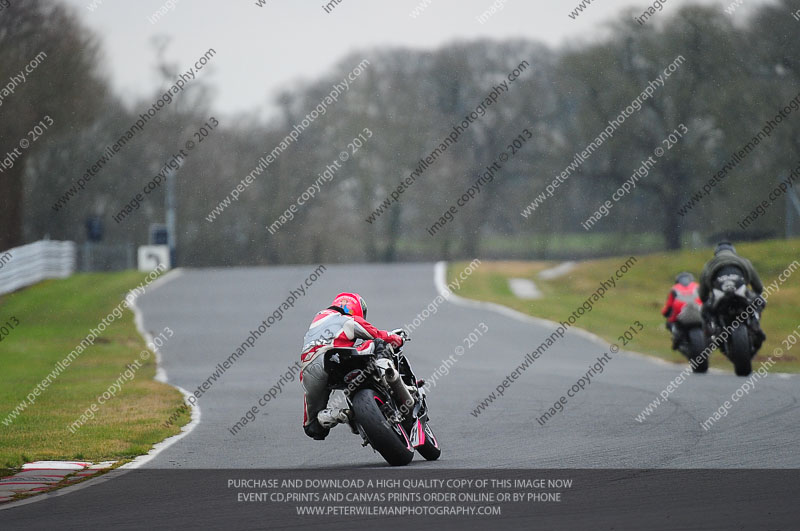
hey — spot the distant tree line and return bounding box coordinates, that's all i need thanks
[2,0,798,265]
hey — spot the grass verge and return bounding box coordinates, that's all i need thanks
[0,272,190,469]
[449,239,800,373]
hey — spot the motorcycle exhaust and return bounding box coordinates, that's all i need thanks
[385,365,415,412]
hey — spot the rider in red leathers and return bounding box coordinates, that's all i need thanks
[300,292,404,440]
[662,272,702,350]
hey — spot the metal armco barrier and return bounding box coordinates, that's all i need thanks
[0,240,76,296]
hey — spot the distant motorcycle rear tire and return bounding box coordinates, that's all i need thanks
[688,327,709,373]
[729,325,752,377]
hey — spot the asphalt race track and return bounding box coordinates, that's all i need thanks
[131,263,797,469]
[3,263,799,529]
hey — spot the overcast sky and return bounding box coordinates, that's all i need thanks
[60,0,773,119]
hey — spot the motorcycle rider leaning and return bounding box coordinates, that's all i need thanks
[662,272,702,350]
[299,292,404,441]
[698,242,766,350]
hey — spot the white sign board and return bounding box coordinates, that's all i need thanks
[138,245,171,272]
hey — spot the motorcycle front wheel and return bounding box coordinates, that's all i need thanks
[415,420,441,461]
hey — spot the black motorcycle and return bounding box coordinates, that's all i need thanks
[323,330,441,466]
[672,302,709,373]
[706,273,763,376]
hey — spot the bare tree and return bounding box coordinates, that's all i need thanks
[0,0,106,249]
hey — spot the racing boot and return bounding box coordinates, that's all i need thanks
[671,329,681,351]
[317,408,352,429]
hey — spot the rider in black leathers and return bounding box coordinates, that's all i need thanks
[698,242,766,350]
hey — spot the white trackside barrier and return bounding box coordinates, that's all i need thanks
[0,240,76,296]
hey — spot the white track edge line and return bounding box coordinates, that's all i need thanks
[122,268,200,469]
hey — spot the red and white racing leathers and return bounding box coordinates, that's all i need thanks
[661,281,702,324]
[300,307,402,427]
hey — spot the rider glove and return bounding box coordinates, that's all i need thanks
[387,334,404,348]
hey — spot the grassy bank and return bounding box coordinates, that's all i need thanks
[0,272,190,468]
[449,239,800,373]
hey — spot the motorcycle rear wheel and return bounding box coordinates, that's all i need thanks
[729,325,752,377]
[352,389,414,466]
[688,327,709,373]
